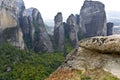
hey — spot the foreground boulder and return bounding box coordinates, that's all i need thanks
[79,35,120,54]
[47,35,120,80]
[0,0,25,49]
[79,1,107,37]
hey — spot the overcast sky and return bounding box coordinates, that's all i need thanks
[24,0,120,21]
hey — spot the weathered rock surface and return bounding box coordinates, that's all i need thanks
[47,35,120,79]
[66,14,79,47]
[22,8,54,52]
[79,1,107,37]
[54,12,65,52]
[107,22,113,36]
[79,35,120,54]
[0,0,25,49]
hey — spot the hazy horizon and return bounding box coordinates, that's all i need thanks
[23,0,120,26]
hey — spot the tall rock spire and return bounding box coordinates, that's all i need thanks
[79,1,107,37]
[54,12,65,52]
[22,8,54,52]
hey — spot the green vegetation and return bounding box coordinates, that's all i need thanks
[103,74,119,80]
[77,70,91,80]
[64,38,73,55]
[77,70,119,80]
[0,43,64,80]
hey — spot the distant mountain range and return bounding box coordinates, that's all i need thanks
[106,11,120,26]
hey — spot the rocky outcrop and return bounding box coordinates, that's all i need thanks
[54,12,65,52]
[47,35,120,80]
[79,35,120,54]
[0,0,25,49]
[79,1,107,37]
[22,8,54,52]
[107,22,113,36]
[66,14,79,47]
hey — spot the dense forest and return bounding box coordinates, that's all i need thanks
[0,43,65,80]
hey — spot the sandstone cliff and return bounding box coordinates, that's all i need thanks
[0,0,25,49]
[47,35,120,80]
[79,1,107,37]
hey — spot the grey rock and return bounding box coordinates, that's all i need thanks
[66,14,79,47]
[60,46,120,79]
[6,67,12,72]
[54,12,65,52]
[22,8,54,52]
[107,22,113,36]
[79,1,107,37]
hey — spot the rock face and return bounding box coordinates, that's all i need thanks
[0,0,25,49]
[54,12,65,52]
[79,1,107,37]
[66,14,79,47]
[22,8,54,52]
[0,0,54,52]
[107,22,113,36]
[47,35,120,80]
[79,35,120,54]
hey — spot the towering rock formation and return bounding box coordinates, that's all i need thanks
[66,14,79,47]
[79,1,107,37]
[47,35,120,80]
[54,12,65,52]
[22,8,54,52]
[0,0,54,52]
[107,22,113,36]
[0,0,25,49]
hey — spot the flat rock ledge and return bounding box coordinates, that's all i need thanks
[79,35,120,54]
